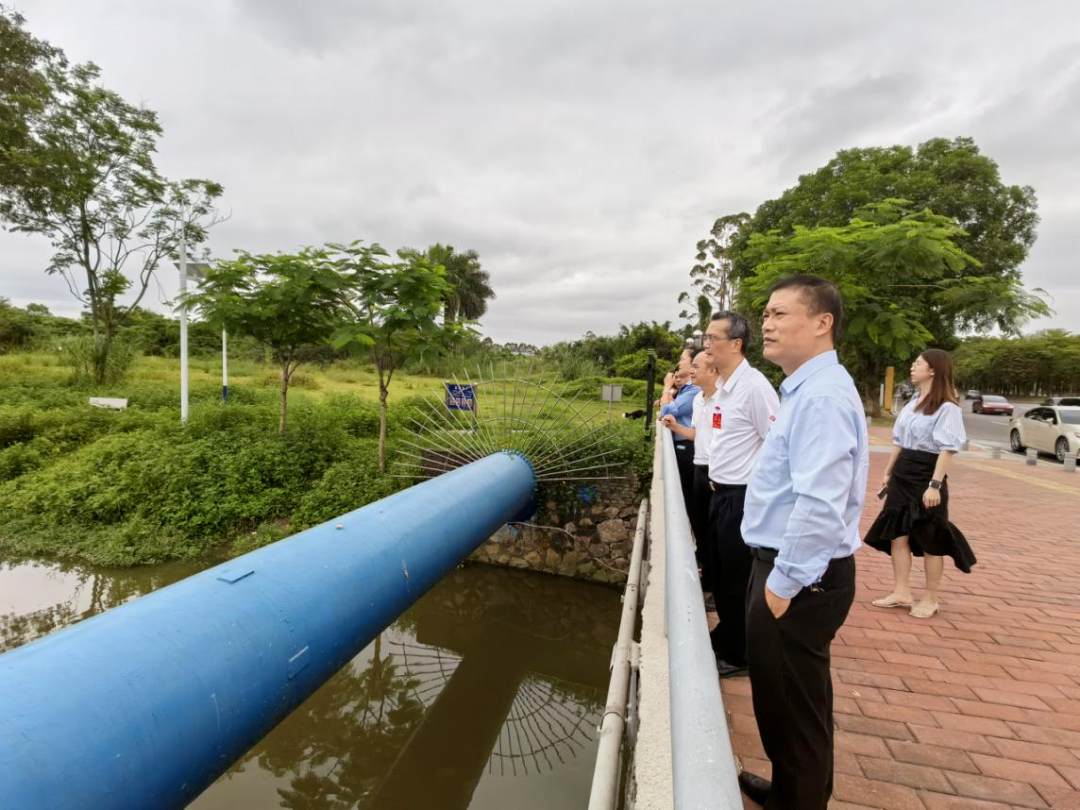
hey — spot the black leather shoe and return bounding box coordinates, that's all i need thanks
[738,771,771,805]
[715,657,748,679]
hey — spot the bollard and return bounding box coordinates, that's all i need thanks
[991,446,1002,460]
[866,415,872,430]
[1065,453,1078,473]
[1026,448,1038,466]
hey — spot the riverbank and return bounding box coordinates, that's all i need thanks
[0,352,650,567]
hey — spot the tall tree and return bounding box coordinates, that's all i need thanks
[680,212,748,322]
[0,26,223,383]
[0,6,64,182]
[420,244,495,323]
[729,137,1038,287]
[738,201,1049,413]
[182,248,355,434]
[332,243,455,470]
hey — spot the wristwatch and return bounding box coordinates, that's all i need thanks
[928,479,943,490]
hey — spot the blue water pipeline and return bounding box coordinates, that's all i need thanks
[0,451,535,809]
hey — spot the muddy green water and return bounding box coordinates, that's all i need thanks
[0,559,621,809]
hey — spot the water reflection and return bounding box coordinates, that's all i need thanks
[0,560,620,809]
[0,559,204,653]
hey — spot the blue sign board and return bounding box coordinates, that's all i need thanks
[445,383,477,412]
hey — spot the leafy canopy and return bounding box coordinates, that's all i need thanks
[738,201,1049,405]
[0,10,223,382]
[182,247,356,433]
[735,137,1039,292]
[187,247,356,360]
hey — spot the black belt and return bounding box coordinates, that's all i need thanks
[709,481,747,492]
[751,548,853,567]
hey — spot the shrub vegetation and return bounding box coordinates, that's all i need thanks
[0,350,652,567]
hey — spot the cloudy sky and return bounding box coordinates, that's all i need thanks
[3,0,1078,346]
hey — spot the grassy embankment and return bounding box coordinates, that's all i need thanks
[0,352,650,567]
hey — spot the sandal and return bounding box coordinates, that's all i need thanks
[872,596,914,609]
[910,603,940,619]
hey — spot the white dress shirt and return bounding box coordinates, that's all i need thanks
[707,358,781,485]
[692,388,718,466]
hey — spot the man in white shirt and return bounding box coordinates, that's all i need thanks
[704,311,780,678]
[660,348,720,587]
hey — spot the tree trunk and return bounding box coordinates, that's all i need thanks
[279,364,290,436]
[93,335,110,385]
[378,385,389,471]
[860,356,884,417]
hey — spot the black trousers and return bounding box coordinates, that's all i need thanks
[691,464,712,578]
[672,440,695,523]
[708,484,750,665]
[746,553,855,810]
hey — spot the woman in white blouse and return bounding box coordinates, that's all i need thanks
[867,349,976,618]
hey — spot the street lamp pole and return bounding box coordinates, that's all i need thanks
[222,329,228,403]
[179,233,190,423]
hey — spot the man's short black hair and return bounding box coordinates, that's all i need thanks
[710,310,752,355]
[690,347,708,361]
[768,274,843,346]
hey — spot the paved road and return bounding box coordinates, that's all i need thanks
[957,397,1031,448]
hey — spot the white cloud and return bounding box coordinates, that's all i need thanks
[2,0,1078,343]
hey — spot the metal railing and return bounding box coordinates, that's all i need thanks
[660,433,742,809]
[588,498,650,810]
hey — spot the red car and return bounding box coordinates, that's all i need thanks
[973,395,1014,415]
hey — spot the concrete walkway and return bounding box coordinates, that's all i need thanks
[722,426,1080,809]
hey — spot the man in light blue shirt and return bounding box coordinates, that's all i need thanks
[659,351,701,516]
[737,275,868,810]
[658,358,700,429]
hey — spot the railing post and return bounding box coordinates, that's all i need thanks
[588,498,650,810]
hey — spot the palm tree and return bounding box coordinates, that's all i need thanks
[425,244,495,324]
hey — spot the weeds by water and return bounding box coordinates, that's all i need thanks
[0,352,651,567]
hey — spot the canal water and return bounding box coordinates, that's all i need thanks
[0,558,622,809]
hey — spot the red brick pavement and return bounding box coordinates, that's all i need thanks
[723,429,1080,809]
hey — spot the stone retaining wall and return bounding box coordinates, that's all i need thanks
[468,472,642,585]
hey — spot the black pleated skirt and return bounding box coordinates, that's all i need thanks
[864,448,977,573]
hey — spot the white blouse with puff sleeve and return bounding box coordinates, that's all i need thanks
[893,396,966,453]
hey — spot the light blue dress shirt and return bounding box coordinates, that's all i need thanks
[660,383,701,431]
[741,351,869,599]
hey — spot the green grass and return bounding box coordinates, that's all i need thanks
[0,352,651,567]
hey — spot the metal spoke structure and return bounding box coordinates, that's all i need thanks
[394,362,623,482]
[390,638,601,777]
[491,676,599,777]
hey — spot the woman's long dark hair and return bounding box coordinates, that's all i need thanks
[915,348,960,415]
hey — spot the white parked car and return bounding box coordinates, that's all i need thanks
[1009,406,1080,463]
